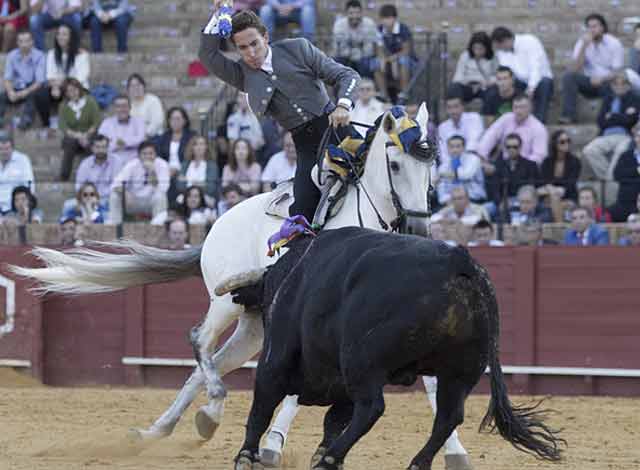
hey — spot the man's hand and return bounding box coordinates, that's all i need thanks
[329,106,350,127]
[590,76,603,87]
[116,138,126,149]
[582,32,593,45]
[7,90,18,102]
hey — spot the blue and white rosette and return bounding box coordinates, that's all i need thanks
[218,3,234,38]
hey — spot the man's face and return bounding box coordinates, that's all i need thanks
[283,133,297,162]
[504,138,521,159]
[473,227,493,245]
[169,221,188,249]
[225,190,242,207]
[447,139,464,158]
[17,33,33,54]
[611,76,630,97]
[139,146,156,164]
[446,99,464,122]
[578,190,595,210]
[233,27,269,70]
[358,81,375,102]
[513,98,531,122]
[571,209,591,233]
[380,16,395,30]
[92,139,108,159]
[60,221,77,245]
[518,192,537,215]
[493,38,513,52]
[496,71,514,93]
[14,192,29,211]
[0,141,13,162]
[451,188,469,214]
[587,19,604,40]
[113,98,131,121]
[347,6,362,27]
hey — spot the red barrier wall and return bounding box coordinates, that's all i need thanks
[1,246,639,396]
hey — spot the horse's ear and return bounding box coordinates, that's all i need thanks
[416,102,429,138]
[383,111,396,134]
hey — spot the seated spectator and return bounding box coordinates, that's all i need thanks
[351,78,386,128]
[0,129,34,213]
[332,0,378,79]
[167,218,190,250]
[618,220,640,246]
[75,133,121,206]
[436,135,486,205]
[40,23,89,128]
[259,0,315,40]
[477,94,548,165]
[257,116,284,167]
[629,24,640,94]
[374,4,415,103]
[449,31,498,104]
[609,126,640,222]
[491,26,553,123]
[128,73,164,138]
[97,94,145,163]
[437,94,484,163]
[153,185,217,226]
[58,214,78,246]
[226,92,264,152]
[61,181,107,223]
[582,72,639,196]
[510,185,553,226]
[539,130,581,203]
[516,218,558,246]
[0,0,28,53]
[176,135,219,203]
[58,77,102,181]
[218,182,245,215]
[0,29,47,129]
[29,0,82,51]
[563,206,609,246]
[482,66,517,124]
[154,106,196,176]
[232,0,264,14]
[577,186,611,223]
[429,221,457,246]
[467,219,504,246]
[560,13,624,124]
[1,184,42,225]
[432,185,489,226]
[261,131,296,191]
[86,0,134,53]
[108,140,169,223]
[222,138,262,196]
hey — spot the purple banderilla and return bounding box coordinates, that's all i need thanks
[267,215,316,256]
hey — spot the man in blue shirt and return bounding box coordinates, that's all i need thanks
[259,0,316,40]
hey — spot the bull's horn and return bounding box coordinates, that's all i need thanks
[214,268,267,297]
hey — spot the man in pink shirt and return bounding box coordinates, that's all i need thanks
[108,140,170,223]
[98,95,145,163]
[476,94,548,165]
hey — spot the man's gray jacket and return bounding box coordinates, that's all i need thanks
[199,33,360,131]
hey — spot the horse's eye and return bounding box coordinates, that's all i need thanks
[390,161,400,173]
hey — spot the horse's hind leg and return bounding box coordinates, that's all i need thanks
[422,376,472,470]
[309,400,354,468]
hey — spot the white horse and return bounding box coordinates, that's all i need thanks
[12,105,471,470]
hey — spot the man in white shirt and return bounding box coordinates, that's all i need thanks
[436,135,486,205]
[468,219,505,247]
[560,13,625,124]
[491,26,553,124]
[29,0,83,51]
[432,185,489,227]
[261,132,297,191]
[437,94,484,163]
[0,130,35,213]
[350,78,386,128]
[227,92,265,152]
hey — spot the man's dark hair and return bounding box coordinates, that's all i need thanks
[496,65,514,76]
[16,28,32,38]
[345,0,362,10]
[447,134,466,146]
[473,219,493,232]
[112,94,130,105]
[491,26,514,43]
[91,133,109,146]
[379,4,397,18]
[445,92,464,103]
[578,185,599,202]
[222,182,244,197]
[585,13,608,33]
[138,140,157,154]
[504,132,522,146]
[231,10,268,39]
[512,93,530,104]
[572,205,594,219]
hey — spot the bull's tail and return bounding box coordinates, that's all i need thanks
[478,266,564,461]
[9,240,203,295]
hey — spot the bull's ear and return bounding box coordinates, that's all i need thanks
[383,111,397,134]
[416,102,430,138]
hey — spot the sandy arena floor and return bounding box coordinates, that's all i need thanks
[0,369,638,470]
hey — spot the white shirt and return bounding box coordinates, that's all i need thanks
[185,160,208,187]
[168,141,181,170]
[436,152,486,204]
[227,110,265,150]
[351,98,386,127]
[46,49,90,88]
[130,94,165,138]
[572,34,625,79]
[496,34,552,90]
[261,46,273,74]
[261,150,296,185]
[0,151,35,212]
[437,112,484,163]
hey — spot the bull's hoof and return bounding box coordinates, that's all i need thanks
[444,454,473,470]
[309,446,327,468]
[259,448,282,468]
[235,450,264,470]
[312,454,343,470]
[195,409,220,441]
[127,424,173,441]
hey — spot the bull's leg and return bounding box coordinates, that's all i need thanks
[260,394,300,467]
[310,401,354,468]
[196,312,265,440]
[407,376,469,470]
[422,376,472,470]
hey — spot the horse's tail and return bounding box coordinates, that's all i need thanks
[478,265,565,461]
[9,240,203,295]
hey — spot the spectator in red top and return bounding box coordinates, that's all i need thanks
[577,186,611,223]
[0,0,28,52]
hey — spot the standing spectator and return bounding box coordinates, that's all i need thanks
[477,94,548,165]
[516,218,558,246]
[86,0,134,53]
[176,135,219,203]
[61,181,107,223]
[350,78,385,128]
[609,127,640,222]
[0,129,34,213]
[436,135,486,205]
[29,0,83,51]
[1,185,41,224]
[222,137,262,196]
[167,218,190,250]
[577,186,611,223]
[40,23,90,127]
[0,29,47,129]
[226,92,264,152]
[332,0,378,79]
[560,13,624,124]
[432,185,489,226]
[108,140,170,223]
[127,73,164,139]
[539,130,581,203]
[450,32,498,104]
[482,66,517,124]
[491,26,553,123]
[618,220,640,246]
[509,184,553,225]
[582,72,639,195]
[467,219,504,246]
[58,77,102,181]
[437,93,484,163]
[75,133,122,206]
[563,206,609,246]
[0,0,28,53]
[261,131,296,191]
[374,4,414,103]
[97,94,145,163]
[259,0,315,40]
[218,182,245,215]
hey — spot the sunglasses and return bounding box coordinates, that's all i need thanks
[505,145,520,150]
[82,192,97,197]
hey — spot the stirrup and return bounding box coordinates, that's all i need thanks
[312,175,340,229]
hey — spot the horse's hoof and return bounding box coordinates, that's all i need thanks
[127,425,172,441]
[195,409,219,440]
[444,454,473,470]
[309,446,327,468]
[259,448,282,468]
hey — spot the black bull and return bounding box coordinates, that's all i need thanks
[227,227,563,470]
